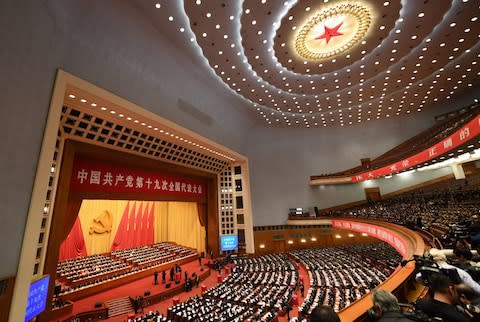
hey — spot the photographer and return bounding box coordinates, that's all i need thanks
[456,283,480,321]
[369,289,414,321]
[415,272,470,322]
[422,249,480,295]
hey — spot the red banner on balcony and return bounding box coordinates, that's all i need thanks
[70,158,206,198]
[332,220,407,256]
[352,114,480,183]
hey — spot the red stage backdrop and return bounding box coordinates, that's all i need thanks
[352,114,480,182]
[70,158,206,198]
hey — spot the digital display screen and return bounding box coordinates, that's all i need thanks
[25,275,50,322]
[220,235,238,251]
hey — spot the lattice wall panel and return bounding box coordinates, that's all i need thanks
[60,105,230,173]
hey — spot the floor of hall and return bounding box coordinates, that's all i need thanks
[51,259,310,322]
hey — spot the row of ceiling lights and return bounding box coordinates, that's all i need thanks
[153,1,478,127]
[67,94,236,161]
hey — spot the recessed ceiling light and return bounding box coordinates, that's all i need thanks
[179,27,184,32]
[155,3,160,9]
[168,16,173,21]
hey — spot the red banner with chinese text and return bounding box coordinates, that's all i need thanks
[351,114,480,182]
[332,220,407,257]
[70,159,206,198]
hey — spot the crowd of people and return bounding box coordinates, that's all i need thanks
[167,254,298,321]
[290,243,401,317]
[112,243,197,268]
[56,254,129,284]
[56,243,197,296]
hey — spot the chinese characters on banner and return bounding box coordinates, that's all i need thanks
[352,114,480,183]
[70,159,206,198]
[331,220,407,257]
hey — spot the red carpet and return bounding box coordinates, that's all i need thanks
[52,260,311,322]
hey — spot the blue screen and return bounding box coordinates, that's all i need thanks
[220,235,238,251]
[25,275,50,322]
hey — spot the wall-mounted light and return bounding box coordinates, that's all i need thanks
[287,240,294,244]
[300,238,306,243]
[335,234,342,239]
[259,244,265,249]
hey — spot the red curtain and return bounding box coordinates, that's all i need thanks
[147,202,155,245]
[111,201,130,251]
[126,202,137,249]
[58,216,87,261]
[133,202,143,247]
[140,202,150,246]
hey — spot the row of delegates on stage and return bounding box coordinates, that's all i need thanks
[152,242,197,257]
[57,254,129,282]
[112,246,173,266]
[111,242,196,268]
[168,254,298,321]
[57,243,198,295]
[290,243,401,315]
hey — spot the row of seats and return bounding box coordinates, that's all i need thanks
[56,242,197,295]
[327,185,480,230]
[168,254,298,321]
[56,254,129,283]
[290,243,401,316]
[111,242,196,268]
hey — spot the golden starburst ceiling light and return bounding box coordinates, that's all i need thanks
[294,3,372,61]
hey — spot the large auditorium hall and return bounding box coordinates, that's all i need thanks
[1,1,479,322]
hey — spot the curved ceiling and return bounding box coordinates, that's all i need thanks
[137,0,479,128]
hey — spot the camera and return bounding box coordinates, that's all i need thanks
[409,254,462,286]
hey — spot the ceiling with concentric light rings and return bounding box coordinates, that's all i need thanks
[138,0,480,128]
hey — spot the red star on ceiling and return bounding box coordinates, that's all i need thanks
[315,21,344,44]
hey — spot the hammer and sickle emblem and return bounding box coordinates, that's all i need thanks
[89,210,113,234]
